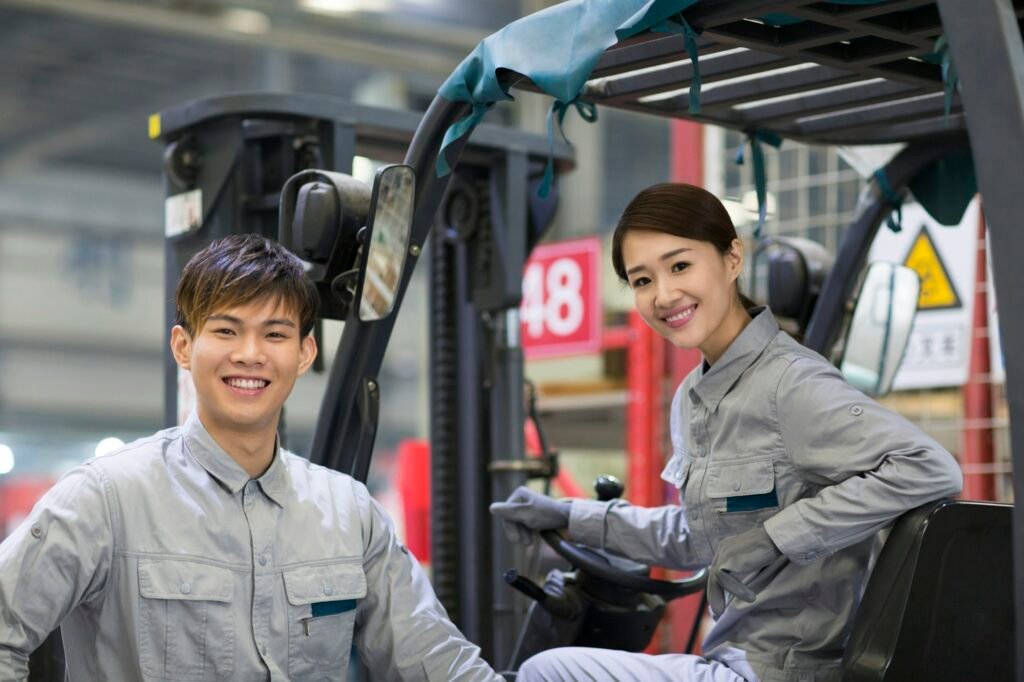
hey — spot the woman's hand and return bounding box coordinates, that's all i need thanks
[706,525,783,617]
[490,487,572,545]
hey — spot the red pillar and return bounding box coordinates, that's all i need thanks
[665,119,708,654]
[626,310,666,509]
[961,201,996,500]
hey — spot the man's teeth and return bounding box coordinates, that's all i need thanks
[666,306,695,322]
[227,378,268,390]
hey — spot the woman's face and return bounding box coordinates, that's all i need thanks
[620,229,744,360]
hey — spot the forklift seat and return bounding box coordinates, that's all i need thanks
[841,499,1013,682]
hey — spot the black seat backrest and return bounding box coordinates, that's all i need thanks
[841,499,1013,682]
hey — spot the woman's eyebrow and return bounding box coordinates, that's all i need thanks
[625,247,693,276]
[659,247,692,261]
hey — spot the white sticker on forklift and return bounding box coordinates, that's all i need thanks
[165,189,202,237]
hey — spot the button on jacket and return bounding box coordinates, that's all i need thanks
[0,413,500,681]
[569,307,962,682]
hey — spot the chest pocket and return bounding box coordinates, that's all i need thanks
[706,457,779,515]
[284,561,367,679]
[137,558,235,680]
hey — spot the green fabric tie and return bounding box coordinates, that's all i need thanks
[924,35,959,126]
[539,97,599,199]
[872,168,906,233]
[734,130,782,239]
[436,102,493,178]
[650,13,702,114]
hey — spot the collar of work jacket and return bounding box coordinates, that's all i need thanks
[182,411,290,506]
[690,306,779,413]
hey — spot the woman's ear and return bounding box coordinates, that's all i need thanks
[726,238,745,282]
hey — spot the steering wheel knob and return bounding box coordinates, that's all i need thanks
[594,475,624,502]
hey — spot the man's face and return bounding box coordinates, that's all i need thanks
[170,297,317,436]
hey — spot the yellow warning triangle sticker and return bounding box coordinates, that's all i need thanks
[902,226,962,310]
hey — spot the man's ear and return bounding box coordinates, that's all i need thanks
[297,334,318,377]
[170,325,193,370]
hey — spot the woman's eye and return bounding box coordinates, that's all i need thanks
[630,276,651,289]
[671,261,690,273]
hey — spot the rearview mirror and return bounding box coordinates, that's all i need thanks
[840,262,920,396]
[750,237,834,332]
[358,164,416,322]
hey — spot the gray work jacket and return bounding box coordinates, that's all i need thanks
[0,413,500,682]
[569,307,963,682]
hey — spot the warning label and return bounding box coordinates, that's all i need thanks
[903,226,962,310]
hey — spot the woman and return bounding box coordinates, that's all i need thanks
[491,183,962,682]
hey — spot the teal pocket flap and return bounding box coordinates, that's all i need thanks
[726,490,779,512]
[311,599,357,618]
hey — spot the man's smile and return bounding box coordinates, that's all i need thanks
[223,376,271,395]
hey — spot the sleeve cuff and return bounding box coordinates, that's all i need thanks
[568,499,615,549]
[764,503,829,565]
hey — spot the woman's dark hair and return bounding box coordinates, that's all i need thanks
[611,182,756,310]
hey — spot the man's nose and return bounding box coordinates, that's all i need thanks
[232,335,266,364]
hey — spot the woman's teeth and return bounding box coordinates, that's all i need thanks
[666,306,695,323]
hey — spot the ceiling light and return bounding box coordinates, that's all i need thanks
[95,437,125,458]
[221,8,271,35]
[299,0,394,15]
[0,444,13,475]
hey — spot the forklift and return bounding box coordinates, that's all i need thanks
[292,1,1021,679]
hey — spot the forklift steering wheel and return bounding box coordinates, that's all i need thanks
[540,530,707,600]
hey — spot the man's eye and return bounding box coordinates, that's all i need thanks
[671,261,690,273]
[268,332,288,339]
[214,328,235,335]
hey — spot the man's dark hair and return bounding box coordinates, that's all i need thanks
[175,234,319,337]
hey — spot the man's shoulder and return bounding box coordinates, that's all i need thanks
[85,426,183,479]
[280,451,368,499]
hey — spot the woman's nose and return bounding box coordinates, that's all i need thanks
[655,279,681,307]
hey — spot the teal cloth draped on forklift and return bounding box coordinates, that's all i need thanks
[435,0,701,196]
[433,0,898,198]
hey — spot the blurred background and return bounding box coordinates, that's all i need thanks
[0,0,1010,546]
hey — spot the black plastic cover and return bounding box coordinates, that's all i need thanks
[841,499,1013,682]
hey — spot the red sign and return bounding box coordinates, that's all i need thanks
[520,237,602,359]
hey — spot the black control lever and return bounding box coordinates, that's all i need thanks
[504,569,547,603]
[504,569,579,619]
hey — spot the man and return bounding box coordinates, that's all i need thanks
[0,234,500,681]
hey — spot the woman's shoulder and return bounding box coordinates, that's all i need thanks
[763,329,844,383]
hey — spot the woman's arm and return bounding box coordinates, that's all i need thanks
[567,498,704,571]
[764,356,963,564]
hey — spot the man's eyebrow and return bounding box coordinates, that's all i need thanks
[625,247,692,276]
[205,315,296,328]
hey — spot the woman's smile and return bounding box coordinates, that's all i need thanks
[662,304,697,329]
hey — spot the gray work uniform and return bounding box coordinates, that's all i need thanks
[522,307,963,682]
[0,413,500,682]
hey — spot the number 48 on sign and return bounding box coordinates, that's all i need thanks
[520,237,602,359]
